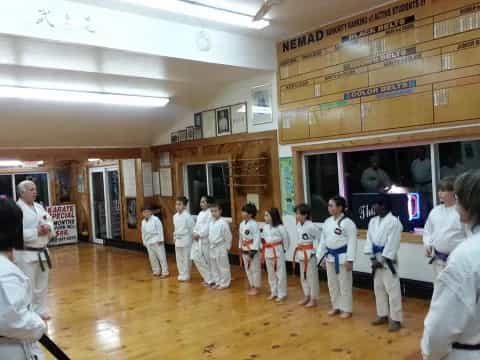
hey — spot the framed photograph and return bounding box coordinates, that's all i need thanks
[231,103,247,134]
[170,132,179,144]
[127,198,137,229]
[186,126,195,141]
[202,110,216,138]
[194,112,202,128]
[178,129,187,142]
[251,84,273,125]
[194,126,202,140]
[216,107,231,136]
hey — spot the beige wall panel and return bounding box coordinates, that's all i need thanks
[321,71,369,96]
[280,108,310,141]
[280,80,317,104]
[362,91,434,131]
[309,103,362,137]
[434,82,480,123]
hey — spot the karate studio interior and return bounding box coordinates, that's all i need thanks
[2,0,480,359]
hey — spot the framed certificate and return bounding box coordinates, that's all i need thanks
[202,110,216,138]
[231,103,247,134]
[216,107,231,136]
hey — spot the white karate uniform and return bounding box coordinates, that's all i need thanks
[191,209,212,284]
[361,167,392,193]
[423,204,467,278]
[173,211,194,281]
[141,216,169,276]
[13,199,55,318]
[0,254,46,360]
[208,217,232,288]
[364,213,403,322]
[318,215,357,313]
[295,221,321,300]
[411,158,432,193]
[421,230,480,360]
[239,220,262,289]
[263,224,290,298]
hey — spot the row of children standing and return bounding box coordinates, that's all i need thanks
[141,178,465,334]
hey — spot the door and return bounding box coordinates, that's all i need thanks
[89,166,121,244]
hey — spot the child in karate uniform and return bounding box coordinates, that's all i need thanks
[364,196,403,332]
[208,203,232,290]
[318,196,357,319]
[263,208,290,302]
[173,196,194,282]
[191,196,214,286]
[423,177,467,279]
[141,206,169,278]
[239,203,262,296]
[294,203,321,308]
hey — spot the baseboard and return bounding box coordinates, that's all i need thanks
[103,241,433,300]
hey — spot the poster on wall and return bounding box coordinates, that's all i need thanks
[121,159,137,198]
[280,157,295,215]
[77,174,85,193]
[231,103,247,134]
[216,107,231,136]
[127,198,137,229]
[46,204,78,245]
[153,172,161,195]
[56,168,71,203]
[142,162,154,197]
[251,84,273,125]
[202,110,216,138]
[159,168,173,197]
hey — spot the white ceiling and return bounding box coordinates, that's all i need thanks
[72,0,395,40]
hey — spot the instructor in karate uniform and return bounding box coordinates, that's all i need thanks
[421,170,480,359]
[14,180,55,320]
[0,197,46,360]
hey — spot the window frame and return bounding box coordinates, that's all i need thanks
[184,160,232,220]
[302,138,477,228]
[0,171,51,206]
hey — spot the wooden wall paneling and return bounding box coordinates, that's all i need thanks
[279,108,310,141]
[309,99,362,137]
[434,81,480,123]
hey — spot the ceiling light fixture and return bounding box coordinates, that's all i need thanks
[120,0,270,29]
[0,160,23,167]
[0,86,170,107]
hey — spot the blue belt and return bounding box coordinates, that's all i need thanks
[372,244,384,255]
[433,249,449,263]
[326,245,348,274]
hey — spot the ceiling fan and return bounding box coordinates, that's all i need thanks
[253,0,284,22]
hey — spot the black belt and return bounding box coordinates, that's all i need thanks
[24,247,52,272]
[452,342,480,350]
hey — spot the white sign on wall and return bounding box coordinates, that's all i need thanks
[46,204,78,245]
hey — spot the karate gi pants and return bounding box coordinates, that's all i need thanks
[16,260,49,317]
[326,261,353,313]
[265,257,287,298]
[299,257,319,300]
[146,242,169,276]
[374,267,403,322]
[175,246,191,280]
[210,248,231,288]
[191,240,212,284]
[432,259,446,280]
[242,252,261,289]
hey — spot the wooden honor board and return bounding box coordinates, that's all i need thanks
[277,0,480,142]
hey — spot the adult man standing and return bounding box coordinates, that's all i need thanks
[14,180,55,320]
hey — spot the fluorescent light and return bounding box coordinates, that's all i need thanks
[120,0,270,29]
[0,86,170,107]
[88,158,101,162]
[0,160,23,167]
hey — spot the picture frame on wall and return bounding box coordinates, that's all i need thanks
[194,112,202,128]
[186,126,195,141]
[251,84,273,125]
[171,132,179,144]
[216,107,231,136]
[202,110,216,138]
[178,129,187,142]
[127,198,137,229]
[231,102,248,134]
[194,126,202,140]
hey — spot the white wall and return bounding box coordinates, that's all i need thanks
[152,72,278,145]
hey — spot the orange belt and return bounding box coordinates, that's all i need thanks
[240,239,254,269]
[293,243,314,280]
[262,240,283,271]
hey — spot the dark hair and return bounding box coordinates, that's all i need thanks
[294,203,311,220]
[201,195,215,205]
[176,196,189,206]
[142,205,153,212]
[438,177,455,192]
[373,195,391,212]
[0,198,24,251]
[267,208,283,227]
[455,170,480,229]
[211,203,223,211]
[329,195,355,226]
[241,203,257,218]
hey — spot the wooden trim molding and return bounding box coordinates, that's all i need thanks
[0,148,142,161]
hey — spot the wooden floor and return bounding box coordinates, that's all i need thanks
[44,244,428,360]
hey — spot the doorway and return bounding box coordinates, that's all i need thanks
[89,166,122,244]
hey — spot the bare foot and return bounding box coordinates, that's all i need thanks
[298,297,310,306]
[304,299,317,308]
[340,312,352,319]
[41,314,51,321]
[248,288,259,296]
[160,274,169,279]
[267,294,277,300]
[328,309,341,317]
[276,296,287,303]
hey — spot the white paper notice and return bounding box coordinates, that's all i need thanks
[121,159,137,198]
[142,162,154,197]
[153,172,161,195]
[159,168,173,197]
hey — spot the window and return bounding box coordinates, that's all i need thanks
[305,153,339,222]
[186,162,231,217]
[436,139,480,180]
[14,173,50,207]
[0,175,13,198]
